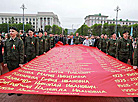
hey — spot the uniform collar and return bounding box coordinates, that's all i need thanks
[10,37,17,41]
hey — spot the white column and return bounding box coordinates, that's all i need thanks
[43,17,45,31]
[38,17,41,30]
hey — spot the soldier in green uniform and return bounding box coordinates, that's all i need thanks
[38,30,46,55]
[3,27,24,71]
[116,31,132,63]
[3,27,24,96]
[99,34,104,50]
[101,34,108,53]
[74,33,81,45]
[133,39,138,70]
[25,29,39,62]
[44,31,49,52]
[106,33,117,58]
[49,34,55,49]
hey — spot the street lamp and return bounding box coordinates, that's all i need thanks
[20,4,27,32]
[114,6,121,35]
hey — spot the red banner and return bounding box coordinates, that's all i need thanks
[0,45,138,97]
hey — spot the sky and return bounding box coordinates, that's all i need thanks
[0,0,137,29]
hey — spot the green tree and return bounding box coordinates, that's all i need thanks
[45,25,51,32]
[91,24,102,36]
[64,28,68,35]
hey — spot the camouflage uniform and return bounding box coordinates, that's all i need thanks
[25,36,39,62]
[44,35,49,52]
[116,38,132,63]
[3,37,24,71]
[49,36,55,49]
[101,38,108,53]
[74,36,80,45]
[106,39,117,58]
[38,37,46,55]
[133,40,138,66]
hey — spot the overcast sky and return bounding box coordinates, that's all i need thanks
[0,0,137,29]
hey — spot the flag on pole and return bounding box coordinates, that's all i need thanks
[130,26,133,36]
[118,32,121,37]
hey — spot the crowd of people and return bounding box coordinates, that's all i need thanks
[0,27,138,101]
[0,27,138,72]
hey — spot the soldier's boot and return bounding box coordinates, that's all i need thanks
[8,93,15,96]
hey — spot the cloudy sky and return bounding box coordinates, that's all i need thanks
[0,0,137,29]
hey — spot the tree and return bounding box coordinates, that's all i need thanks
[91,24,102,36]
[107,24,116,36]
[64,28,68,35]
[75,24,89,36]
[51,25,62,34]
[45,25,51,32]
[102,23,108,34]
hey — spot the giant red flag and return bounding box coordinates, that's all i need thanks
[0,45,138,97]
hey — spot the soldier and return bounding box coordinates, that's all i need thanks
[38,30,46,55]
[116,31,132,63]
[106,33,117,58]
[3,27,24,96]
[49,34,55,49]
[44,31,49,52]
[0,32,4,75]
[133,38,138,69]
[25,29,39,62]
[74,33,81,45]
[101,34,108,53]
[99,34,104,50]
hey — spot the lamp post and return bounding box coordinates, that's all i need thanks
[20,4,27,32]
[114,6,121,35]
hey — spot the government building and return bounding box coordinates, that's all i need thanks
[85,13,138,27]
[0,12,61,31]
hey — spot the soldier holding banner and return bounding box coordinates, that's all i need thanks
[38,30,46,55]
[106,33,117,58]
[3,27,24,96]
[116,31,132,64]
[25,29,39,62]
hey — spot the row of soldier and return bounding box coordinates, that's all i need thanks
[1,28,138,73]
[84,31,138,70]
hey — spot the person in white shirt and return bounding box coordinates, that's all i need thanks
[83,36,90,46]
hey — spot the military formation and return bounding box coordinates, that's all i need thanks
[0,27,138,100]
[0,28,138,72]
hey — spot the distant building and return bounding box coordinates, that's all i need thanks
[0,12,61,31]
[85,13,138,27]
[68,29,77,34]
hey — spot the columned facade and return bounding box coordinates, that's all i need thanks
[0,12,61,31]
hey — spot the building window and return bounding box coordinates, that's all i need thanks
[113,22,115,24]
[126,23,128,25]
[19,18,21,21]
[19,22,21,23]
[2,18,3,20]
[29,18,31,21]
[33,22,35,25]
[33,18,35,21]
[26,22,28,24]
[16,18,17,21]
[5,18,7,20]
[26,18,28,21]
[110,22,112,24]
[129,23,131,25]
[123,22,124,24]
[2,21,3,23]
[16,22,18,24]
